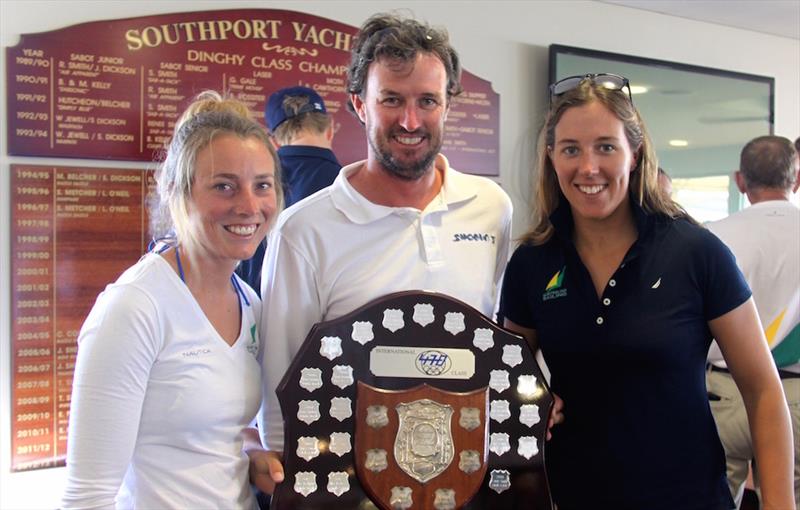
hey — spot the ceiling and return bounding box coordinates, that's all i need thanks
[599,0,800,40]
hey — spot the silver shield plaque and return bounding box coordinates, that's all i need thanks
[294,471,317,496]
[382,308,404,332]
[365,448,389,472]
[443,312,465,335]
[488,469,511,494]
[366,405,389,428]
[434,488,456,510]
[459,407,481,431]
[351,320,374,345]
[413,303,435,327]
[390,486,413,510]
[299,367,323,392]
[329,432,352,457]
[297,436,320,461]
[331,365,354,389]
[472,327,495,351]
[297,400,320,425]
[320,336,343,360]
[518,436,539,459]
[327,471,350,497]
[459,449,481,474]
[394,399,454,483]
[519,403,541,427]
[489,369,510,393]
[329,396,352,422]
[489,432,511,456]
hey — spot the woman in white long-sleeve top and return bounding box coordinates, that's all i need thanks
[61,91,282,509]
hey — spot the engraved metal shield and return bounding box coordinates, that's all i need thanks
[356,382,489,510]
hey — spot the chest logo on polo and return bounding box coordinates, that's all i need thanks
[247,324,259,357]
[542,266,567,301]
[452,233,496,244]
[651,277,661,289]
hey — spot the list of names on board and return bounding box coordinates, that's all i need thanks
[11,164,151,471]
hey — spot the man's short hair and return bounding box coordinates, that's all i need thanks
[739,135,798,190]
[346,13,462,114]
[265,86,331,145]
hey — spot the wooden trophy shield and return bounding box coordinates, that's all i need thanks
[355,383,489,510]
[271,291,554,510]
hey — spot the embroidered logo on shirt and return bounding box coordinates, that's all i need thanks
[247,325,259,357]
[542,267,567,301]
[182,348,212,358]
[452,233,496,244]
[651,277,662,289]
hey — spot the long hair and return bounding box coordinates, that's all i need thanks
[523,80,693,245]
[149,91,283,248]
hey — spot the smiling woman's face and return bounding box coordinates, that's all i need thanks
[185,133,277,264]
[549,100,638,225]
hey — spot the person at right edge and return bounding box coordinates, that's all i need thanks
[706,135,800,509]
[499,74,793,509]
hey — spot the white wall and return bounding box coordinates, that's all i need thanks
[2,1,798,507]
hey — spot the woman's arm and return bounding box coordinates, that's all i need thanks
[61,286,161,510]
[711,298,794,509]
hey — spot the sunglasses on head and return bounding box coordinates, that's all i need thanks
[549,73,633,104]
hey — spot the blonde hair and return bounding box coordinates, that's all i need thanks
[523,80,692,245]
[150,91,283,248]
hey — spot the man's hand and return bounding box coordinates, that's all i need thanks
[547,393,565,440]
[247,449,285,494]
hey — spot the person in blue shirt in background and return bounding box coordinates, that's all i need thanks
[236,86,341,291]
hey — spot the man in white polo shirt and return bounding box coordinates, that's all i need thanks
[706,135,800,508]
[249,13,512,492]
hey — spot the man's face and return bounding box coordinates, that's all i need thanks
[352,52,449,180]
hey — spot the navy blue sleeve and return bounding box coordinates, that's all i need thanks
[499,245,537,329]
[697,226,752,321]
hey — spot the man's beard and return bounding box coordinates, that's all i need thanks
[369,128,441,181]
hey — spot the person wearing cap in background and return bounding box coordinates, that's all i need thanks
[235,86,341,291]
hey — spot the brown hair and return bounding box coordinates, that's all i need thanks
[523,80,692,245]
[346,13,462,115]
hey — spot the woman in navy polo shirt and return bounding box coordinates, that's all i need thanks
[499,74,792,509]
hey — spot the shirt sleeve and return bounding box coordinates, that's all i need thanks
[499,245,537,329]
[61,285,162,510]
[491,195,514,319]
[258,228,323,452]
[698,227,752,320]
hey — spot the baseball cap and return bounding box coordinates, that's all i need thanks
[265,86,327,132]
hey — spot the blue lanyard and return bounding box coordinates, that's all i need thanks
[163,243,250,308]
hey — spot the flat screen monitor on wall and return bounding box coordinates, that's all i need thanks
[549,44,775,222]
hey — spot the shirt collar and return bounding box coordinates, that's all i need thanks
[330,154,477,224]
[549,194,653,244]
[276,145,340,166]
